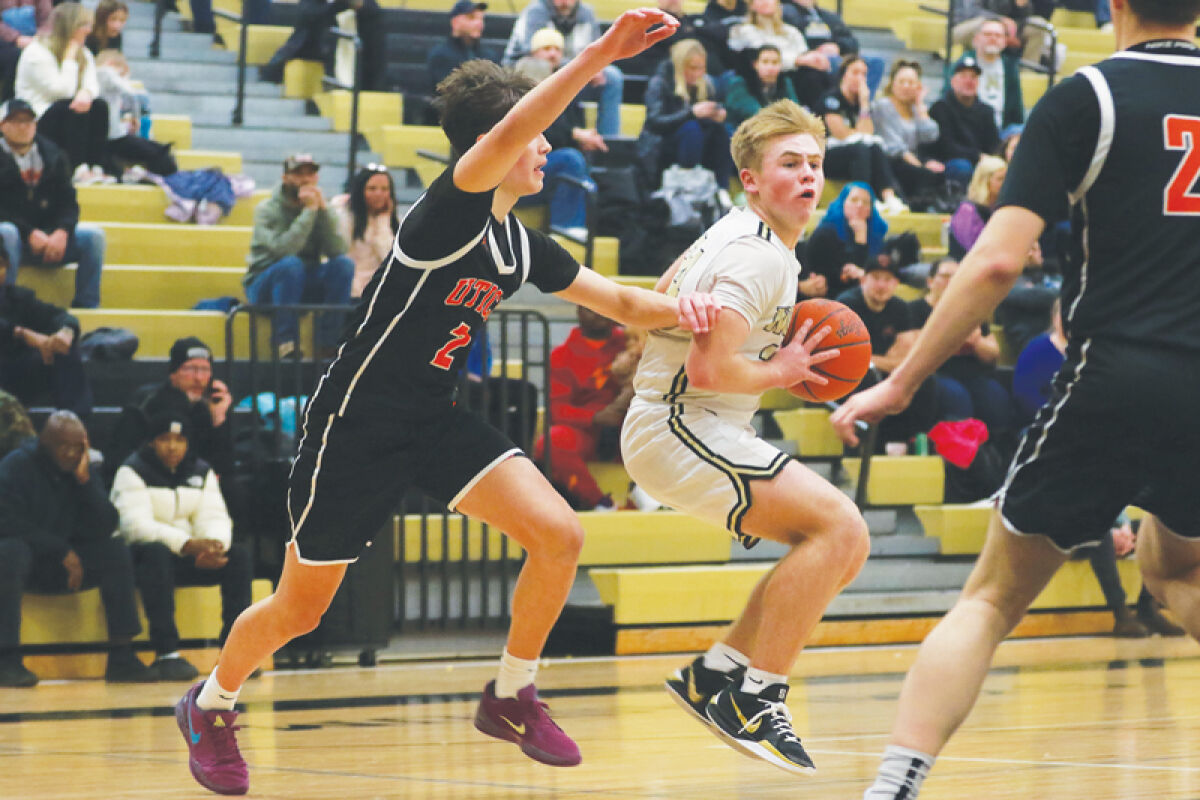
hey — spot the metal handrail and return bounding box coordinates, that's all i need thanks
[322,26,363,186]
[213,6,250,126]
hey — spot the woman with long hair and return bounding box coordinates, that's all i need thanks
[871,58,947,210]
[637,38,733,187]
[727,0,832,107]
[14,2,112,179]
[86,0,128,54]
[820,54,907,213]
[723,44,799,127]
[331,164,400,297]
[947,154,1006,259]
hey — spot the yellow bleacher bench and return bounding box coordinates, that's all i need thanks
[842,455,945,506]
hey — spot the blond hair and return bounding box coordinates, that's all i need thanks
[731,99,825,172]
[44,3,92,76]
[746,2,785,35]
[669,39,708,103]
[95,48,126,70]
[967,154,1007,205]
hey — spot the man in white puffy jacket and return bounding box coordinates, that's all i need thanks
[110,411,253,681]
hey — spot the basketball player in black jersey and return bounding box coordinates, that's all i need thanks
[832,0,1200,796]
[172,10,723,795]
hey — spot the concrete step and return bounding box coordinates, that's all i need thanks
[152,93,308,118]
[825,588,960,618]
[190,129,368,164]
[173,110,334,131]
[125,28,224,55]
[140,73,283,96]
[844,557,974,593]
[241,161,350,194]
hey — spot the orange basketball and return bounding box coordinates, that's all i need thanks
[783,298,872,402]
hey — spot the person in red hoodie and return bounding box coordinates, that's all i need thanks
[535,305,638,510]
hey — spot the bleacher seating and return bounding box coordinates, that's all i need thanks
[8,0,1148,665]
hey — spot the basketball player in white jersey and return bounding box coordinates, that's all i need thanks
[620,100,871,776]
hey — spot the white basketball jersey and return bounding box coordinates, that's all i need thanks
[632,206,799,424]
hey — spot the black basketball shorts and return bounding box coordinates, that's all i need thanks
[287,395,522,564]
[999,338,1200,552]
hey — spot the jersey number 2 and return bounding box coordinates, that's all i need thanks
[1164,115,1200,215]
[431,323,472,370]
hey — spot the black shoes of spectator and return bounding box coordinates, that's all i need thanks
[1111,606,1150,638]
[150,656,202,682]
[1138,604,1187,636]
[105,650,158,683]
[0,660,39,688]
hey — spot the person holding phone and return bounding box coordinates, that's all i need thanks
[105,337,233,492]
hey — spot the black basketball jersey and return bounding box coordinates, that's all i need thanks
[316,166,580,414]
[998,40,1200,351]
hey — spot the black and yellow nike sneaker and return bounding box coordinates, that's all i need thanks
[664,656,741,728]
[705,682,816,776]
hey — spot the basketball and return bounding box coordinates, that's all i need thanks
[782,298,872,402]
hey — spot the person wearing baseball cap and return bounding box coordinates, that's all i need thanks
[0,95,108,309]
[925,52,1001,188]
[244,151,353,359]
[427,0,495,94]
[104,336,234,491]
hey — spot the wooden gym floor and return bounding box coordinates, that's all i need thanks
[3,636,1200,799]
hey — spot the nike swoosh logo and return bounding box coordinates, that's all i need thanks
[500,715,525,735]
[187,701,201,744]
[686,671,705,705]
[732,698,762,734]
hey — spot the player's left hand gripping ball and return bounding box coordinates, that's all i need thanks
[678,293,721,333]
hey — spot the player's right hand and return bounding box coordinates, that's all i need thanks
[677,292,721,334]
[595,8,679,64]
[830,377,913,446]
[773,319,839,388]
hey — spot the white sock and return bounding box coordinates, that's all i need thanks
[159,651,182,660]
[196,667,240,711]
[863,745,935,800]
[741,666,788,695]
[494,649,538,699]
[701,642,749,674]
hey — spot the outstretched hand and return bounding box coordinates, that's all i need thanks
[677,292,721,334]
[829,376,913,446]
[594,8,679,63]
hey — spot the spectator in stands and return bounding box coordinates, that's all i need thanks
[781,0,855,57]
[0,388,33,459]
[702,0,746,29]
[0,98,106,308]
[954,0,1056,67]
[0,410,154,687]
[0,246,92,417]
[965,18,1024,130]
[331,164,398,298]
[871,59,948,212]
[0,0,50,102]
[821,54,908,213]
[723,44,799,127]
[622,0,730,78]
[999,121,1021,161]
[534,305,636,511]
[84,0,125,55]
[727,0,826,71]
[245,153,353,359]
[638,38,734,188]
[258,0,386,92]
[948,154,1006,259]
[427,1,496,94]
[94,50,176,178]
[799,181,880,299]
[503,0,625,137]
[14,3,114,181]
[927,55,999,188]
[837,256,939,450]
[106,337,233,493]
[111,410,253,681]
[514,27,599,239]
[909,256,1013,435]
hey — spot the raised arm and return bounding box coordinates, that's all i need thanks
[454,8,678,193]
